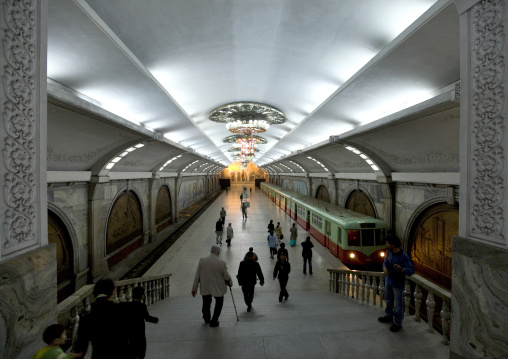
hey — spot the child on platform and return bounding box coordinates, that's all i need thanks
[33,324,82,359]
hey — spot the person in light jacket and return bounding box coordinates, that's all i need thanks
[275,222,283,245]
[192,245,233,328]
[226,223,234,246]
[267,229,277,259]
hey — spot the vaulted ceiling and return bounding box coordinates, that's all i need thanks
[47,0,460,177]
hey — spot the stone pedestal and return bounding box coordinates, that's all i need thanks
[0,245,57,359]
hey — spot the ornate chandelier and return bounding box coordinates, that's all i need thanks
[225,119,269,135]
[211,102,285,164]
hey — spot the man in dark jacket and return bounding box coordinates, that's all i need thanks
[215,218,224,245]
[301,236,314,274]
[74,279,132,359]
[273,253,291,302]
[378,235,415,332]
[124,286,159,359]
[237,252,265,312]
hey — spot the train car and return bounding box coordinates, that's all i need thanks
[262,182,387,270]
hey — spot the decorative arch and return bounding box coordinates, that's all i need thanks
[106,190,144,268]
[406,200,458,290]
[156,185,173,232]
[47,204,78,302]
[345,189,377,218]
[315,184,330,203]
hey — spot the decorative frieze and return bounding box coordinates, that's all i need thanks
[470,0,505,244]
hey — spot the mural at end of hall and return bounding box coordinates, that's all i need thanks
[224,162,266,182]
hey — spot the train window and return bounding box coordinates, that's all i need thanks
[348,230,361,246]
[312,213,322,228]
[375,229,385,246]
[326,221,331,235]
[362,229,374,246]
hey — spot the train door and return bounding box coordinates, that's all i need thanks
[292,202,297,219]
[306,210,310,231]
[336,227,343,259]
[325,220,331,252]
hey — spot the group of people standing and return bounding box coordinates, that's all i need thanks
[215,207,234,246]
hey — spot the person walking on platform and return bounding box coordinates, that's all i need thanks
[237,252,265,312]
[242,201,248,219]
[267,219,275,233]
[275,222,283,245]
[301,236,314,274]
[220,207,226,225]
[290,223,298,247]
[277,242,289,261]
[226,223,234,246]
[215,218,224,245]
[273,253,291,302]
[378,235,415,332]
[267,229,277,259]
[192,245,233,328]
[244,247,258,261]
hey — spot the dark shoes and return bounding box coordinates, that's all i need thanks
[204,319,210,324]
[389,324,402,332]
[209,321,220,328]
[247,305,252,312]
[378,316,393,323]
[285,296,288,300]
[303,272,306,274]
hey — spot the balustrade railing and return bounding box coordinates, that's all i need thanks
[57,274,172,350]
[327,269,451,345]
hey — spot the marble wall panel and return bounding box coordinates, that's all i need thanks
[0,245,57,359]
[451,236,508,358]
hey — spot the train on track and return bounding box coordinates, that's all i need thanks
[260,182,387,270]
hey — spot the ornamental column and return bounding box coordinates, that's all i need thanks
[0,1,54,358]
[454,1,508,358]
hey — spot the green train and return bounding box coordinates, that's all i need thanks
[261,182,387,270]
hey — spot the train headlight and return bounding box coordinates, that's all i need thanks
[380,252,385,257]
[349,253,355,259]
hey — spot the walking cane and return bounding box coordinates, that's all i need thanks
[229,286,239,321]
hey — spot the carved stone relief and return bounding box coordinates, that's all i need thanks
[1,0,40,255]
[106,191,143,254]
[345,190,376,218]
[469,0,505,245]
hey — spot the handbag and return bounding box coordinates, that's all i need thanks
[280,234,284,240]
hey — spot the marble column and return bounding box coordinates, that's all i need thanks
[454,0,508,358]
[0,0,54,358]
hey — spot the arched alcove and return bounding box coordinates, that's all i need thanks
[106,191,143,268]
[315,185,330,202]
[408,202,458,290]
[345,190,376,218]
[48,210,75,302]
[156,185,172,232]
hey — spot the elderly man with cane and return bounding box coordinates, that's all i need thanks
[192,245,233,327]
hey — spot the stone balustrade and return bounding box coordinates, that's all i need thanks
[57,274,172,350]
[327,269,451,345]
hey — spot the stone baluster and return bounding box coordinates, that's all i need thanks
[146,281,152,305]
[440,300,451,345]
[157,279,162,302]
[372,277,377,306]
[83,295,92,315]
[166,277,170,298]
[150,280,155,305]
[125,285,133,302]
[425,292,435,333]
[413,284,422,322]
[335,272,339,294]
[403,279,411,316]
[329,271,333,292]
[340,273,345,295]
[355,274,360,301]
[117,285,126,302]
[346,273,351,297]
[379,276,385,307]
[70,305,80,350]
[365,275,372,305]
[360,275,366,304]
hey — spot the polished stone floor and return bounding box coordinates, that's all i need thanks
[143,184,449,359]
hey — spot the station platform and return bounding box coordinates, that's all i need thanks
[143,184,448,359]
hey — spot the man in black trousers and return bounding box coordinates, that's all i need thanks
[237,251,265,312]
